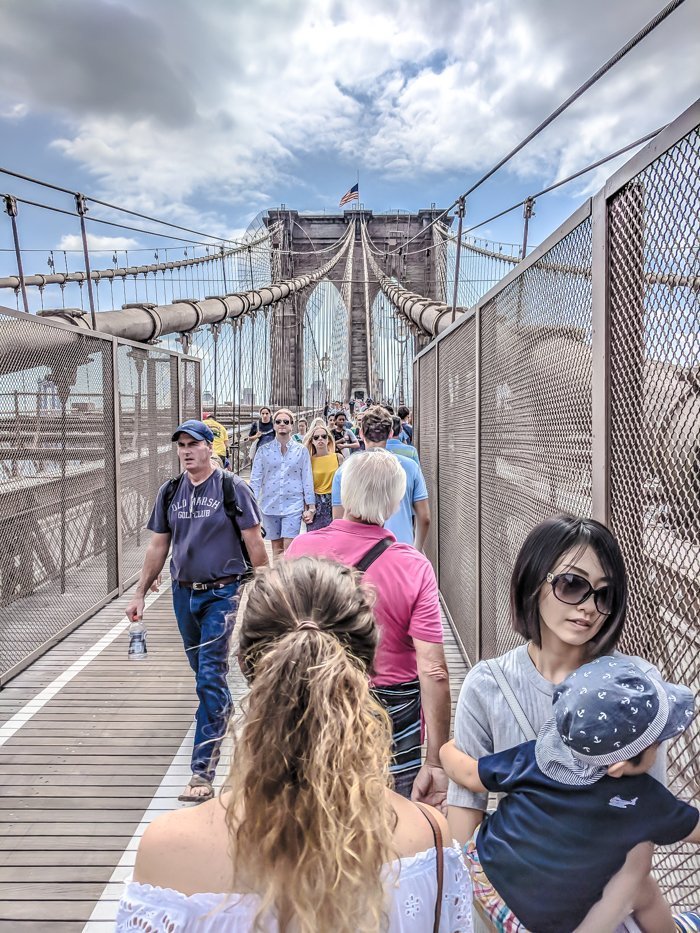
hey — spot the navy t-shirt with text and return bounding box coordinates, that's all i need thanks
[147,471,260,582]
[476,741,698,933]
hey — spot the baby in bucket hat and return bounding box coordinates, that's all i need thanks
[441,657,699,933]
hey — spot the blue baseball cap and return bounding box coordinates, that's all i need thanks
[171,419,215,443]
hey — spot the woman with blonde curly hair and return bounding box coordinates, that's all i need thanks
[116,557,472,932]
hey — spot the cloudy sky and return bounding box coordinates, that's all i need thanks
[0,0,698,268]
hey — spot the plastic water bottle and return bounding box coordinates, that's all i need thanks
[128,620,147,659]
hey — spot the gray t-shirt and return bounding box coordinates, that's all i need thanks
[447,644,668,811]
[148,470,261,582]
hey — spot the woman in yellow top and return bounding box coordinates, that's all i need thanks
[303,424,343,531]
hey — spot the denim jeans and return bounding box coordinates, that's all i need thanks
[172,580,239,782]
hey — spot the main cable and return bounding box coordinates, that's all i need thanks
[370,124,665,261]
[0,166,237,244]
[384,0,687,255]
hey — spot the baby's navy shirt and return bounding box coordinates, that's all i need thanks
[476,741,698,933]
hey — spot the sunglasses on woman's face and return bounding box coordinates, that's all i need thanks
[546,572,613,615]
[312,433,327,441]
[275,418,291,425]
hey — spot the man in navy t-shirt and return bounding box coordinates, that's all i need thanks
[126,420,268,803]
[441,657,699,932]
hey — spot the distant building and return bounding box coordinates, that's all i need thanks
[38,378,60,412]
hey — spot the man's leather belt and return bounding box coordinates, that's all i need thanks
[178,575,241,591]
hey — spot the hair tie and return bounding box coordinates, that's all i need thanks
[297,619,320,632]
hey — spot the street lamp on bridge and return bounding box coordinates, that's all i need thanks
[320,351,331,414]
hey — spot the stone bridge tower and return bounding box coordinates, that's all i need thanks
[265,208,449,405]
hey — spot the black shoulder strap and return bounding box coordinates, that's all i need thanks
[414,803,443,933]
[354,537,393,573]
[220,471,243,519]
[162,474,184,526]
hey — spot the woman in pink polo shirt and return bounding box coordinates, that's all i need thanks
[286,450,451,808]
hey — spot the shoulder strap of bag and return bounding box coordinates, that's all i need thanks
[353,536,393,573]
[221,470,243,519]
[486,658,537,742]
[414,803,443,933]
[162,474,184,528]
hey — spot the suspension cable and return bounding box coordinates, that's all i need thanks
[0,166,238,244]
[6,195,230,247]
[383,0,686,255]
[369,124,665,261]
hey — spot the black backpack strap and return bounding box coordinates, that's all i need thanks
[161,474,184,528]
[221,471,243,520]
[354,537,393,573]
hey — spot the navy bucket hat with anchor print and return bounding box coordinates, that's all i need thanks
[535,656,696,786]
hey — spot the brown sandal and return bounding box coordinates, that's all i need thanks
[178,774,214,803]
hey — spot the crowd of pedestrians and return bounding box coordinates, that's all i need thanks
[119,399,699,932]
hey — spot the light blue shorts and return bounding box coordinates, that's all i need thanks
[262,511,303,541]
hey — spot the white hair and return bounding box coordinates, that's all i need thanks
[340,450,406,526]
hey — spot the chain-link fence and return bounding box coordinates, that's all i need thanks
[0,307,199,684]
[414,104,699,908]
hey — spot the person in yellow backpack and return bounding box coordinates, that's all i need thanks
[202,411,229,467]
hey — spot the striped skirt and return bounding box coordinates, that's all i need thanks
[372,678,422,793]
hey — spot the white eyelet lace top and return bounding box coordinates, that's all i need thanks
[115,845,473,932]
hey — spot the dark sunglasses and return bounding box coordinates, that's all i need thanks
[274,418,291,425]
[312,433,327,441]
[546,572,613,615]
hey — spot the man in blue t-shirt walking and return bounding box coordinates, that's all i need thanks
[332,406,430,548]
[126,420,268,802]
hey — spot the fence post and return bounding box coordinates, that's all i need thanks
[591,191,610,525]
[112,339,123,594]
[3,195,30,314]
[474,302,482,661]
[451,197,465,322]
[75,194,97,330]
[434,340,440,586]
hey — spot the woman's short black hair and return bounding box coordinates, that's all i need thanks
[510,514,628,656]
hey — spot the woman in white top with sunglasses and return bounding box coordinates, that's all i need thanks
[447,514,671,930]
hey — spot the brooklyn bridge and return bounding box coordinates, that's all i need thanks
[0,48,697,933]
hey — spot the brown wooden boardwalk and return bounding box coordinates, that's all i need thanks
[0,579,468,931]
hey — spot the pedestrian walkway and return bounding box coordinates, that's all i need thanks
[0,579,467,930]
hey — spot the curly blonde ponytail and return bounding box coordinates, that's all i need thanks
[227,557,396,932]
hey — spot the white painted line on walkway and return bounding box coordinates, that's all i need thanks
[0,583,170,748]
[82,725,232,929]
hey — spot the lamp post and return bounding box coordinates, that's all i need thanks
[320,351,331,419]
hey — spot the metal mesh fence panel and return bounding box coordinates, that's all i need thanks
[180,358,201,422]
[479,218,594,659]
[417,349,438,569]
[608,127,700,910]
[0,310,117,679]
[116,344,179,583]
[437,317,478,663]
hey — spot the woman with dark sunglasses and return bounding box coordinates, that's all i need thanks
[446,514,672,926]
[303,425,343,531]
[249,409,315,558]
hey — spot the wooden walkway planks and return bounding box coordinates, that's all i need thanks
[0,577,469,932]
[0,583,197,931]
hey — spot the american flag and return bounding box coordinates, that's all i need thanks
[339,183,359,207]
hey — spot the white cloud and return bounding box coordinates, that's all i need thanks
[57,233,139,253]
[1,0,698,227]
[0,102,27,119]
